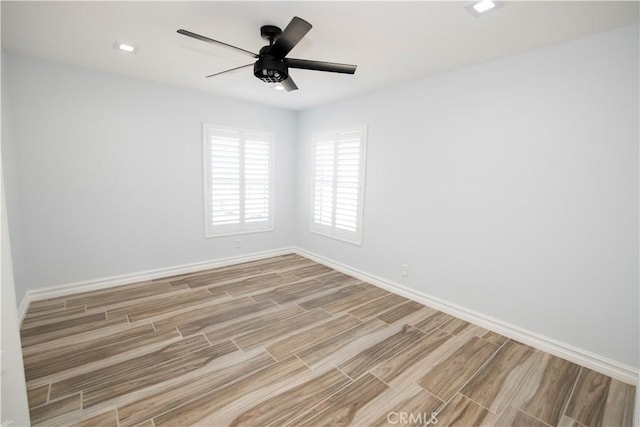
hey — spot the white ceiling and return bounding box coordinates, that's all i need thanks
[2,1,638,111]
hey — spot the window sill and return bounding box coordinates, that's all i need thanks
[310,229,362,246]
[205,227,275,239]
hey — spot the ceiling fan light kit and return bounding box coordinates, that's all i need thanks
[254,57,288,83]
[177,16,357,92]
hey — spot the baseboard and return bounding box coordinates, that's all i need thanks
[293,247,639,386]
[16,245,638,386]
[17,294,30,326]
[17,246,295,326]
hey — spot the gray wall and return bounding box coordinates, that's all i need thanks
[2,54,297,302]
[296,25,639,367]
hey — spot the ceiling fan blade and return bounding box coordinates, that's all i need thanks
[285,58,357,74]
[206,63,254,78]
[268,17,312,58]
[280,76,298,92]
[177,29,258,59]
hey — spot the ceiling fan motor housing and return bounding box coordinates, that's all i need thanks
[254,56,288,83]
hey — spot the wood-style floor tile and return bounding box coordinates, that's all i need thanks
[266,314,362,360]
[65,281,186,309]
[440,318,473,335]
[314,270,362,286]
[204,304,304,343]
[152,356,309,426]
[177,299,276,337]
[21,315,127,348]
[435,393,496,427]
[481,330,509,346]
[107,288,222,322]
[509,353,581,426]
[251,279,341,305]
[26,383,49,408]
[601,378,636,427]
[117,351,275,427]
[168,266,254,287]
[298,285,367,310]
[558,414,588,427]
[209,272,288,295]
[359,383,443,427]
[49,335,211,400]
[20,312,109,338]
[339,325,425,380]
[418,336,498,401]
[278,263,333,280]
[321,285,389,314]
[25,325,178,381]
[233,308,332,351]
[83,340,238,407]
[20,254,635,427]
[296,318,388,367]
[413,311,455,333]
[348,293,409,320]
[460,340,538,414]
[377,301,425,324]
[371,329,451,387]
[29,393,81,425]
[26,299,66,314]
[22,305,87,327]
[229,368,352,426]
[492,406,551,427]
[171,256,307,288]
[151,296,259,331]
[70,409,119,427]
[291,373,389,427]
[565,368,636,427]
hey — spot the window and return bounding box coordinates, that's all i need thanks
[311,126,367,244]
[203,124,274,237]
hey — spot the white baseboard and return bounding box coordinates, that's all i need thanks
[293,247,639,386]
[16,245,638,387]
[17,296,30,326]
[17,246,295,325]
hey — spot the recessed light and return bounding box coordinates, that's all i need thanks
[113,41,138,54]
[465,0,503,17]
[474,0,495,13]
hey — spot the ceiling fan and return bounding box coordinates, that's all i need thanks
[177,16,357,92]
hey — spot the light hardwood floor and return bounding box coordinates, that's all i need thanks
[20,254,636,427]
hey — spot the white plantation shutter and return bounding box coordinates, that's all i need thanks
[204,124,274,236]
[210,128,241,228]
[313,137,335,227]
[311,127,366,244]
[243,135,271,226]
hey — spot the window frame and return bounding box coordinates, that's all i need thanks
[202,123,275,238]
[310,126,367,246]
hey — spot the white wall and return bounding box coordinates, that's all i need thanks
[296,25,639,367]
[2,25,638,370]
[1,54,26,298]
[1,181,31,427]
[1,47,31,427]
[2,53,297,302]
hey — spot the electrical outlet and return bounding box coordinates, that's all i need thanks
[235,238,242,248]
[401,264,408,277]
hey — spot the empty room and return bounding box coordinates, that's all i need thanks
[0,1,638,426]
